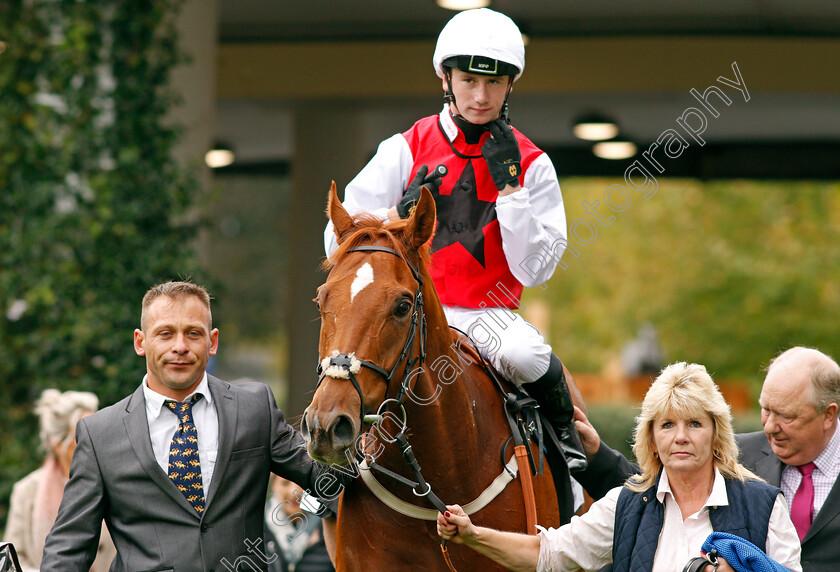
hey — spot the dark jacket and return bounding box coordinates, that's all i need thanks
[738,431,840,572]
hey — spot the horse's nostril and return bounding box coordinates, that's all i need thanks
[330,414,356,448]
[300,414,310,439]
[302,410,321,441]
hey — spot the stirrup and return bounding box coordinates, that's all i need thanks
[682,549,719,572]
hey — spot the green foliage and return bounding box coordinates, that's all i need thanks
[0,0,198,522]
[586,404,638,462]
[586,404,765,468]
[534,179,840,385]
[732,409,763,434]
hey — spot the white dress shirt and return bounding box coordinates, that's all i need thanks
[143,373,219,493]
[780,422,840,517]
[536,467,802,572]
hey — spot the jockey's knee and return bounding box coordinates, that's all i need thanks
[496,340,551,386]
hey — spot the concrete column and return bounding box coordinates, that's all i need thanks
[169,0,217,188]
[287,102,368,418]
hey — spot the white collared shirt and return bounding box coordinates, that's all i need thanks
[143,373,219,493]
[536,467,802,572]
[780,422,840,517]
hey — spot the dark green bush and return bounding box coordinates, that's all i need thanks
[0,0,198,524]
[586,404,638,463]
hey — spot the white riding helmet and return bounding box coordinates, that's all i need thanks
[433,8,525,81]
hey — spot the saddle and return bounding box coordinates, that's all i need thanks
[449,328,577,522]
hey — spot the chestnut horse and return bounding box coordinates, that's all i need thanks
[302,185,570,571]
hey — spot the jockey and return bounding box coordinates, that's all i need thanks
[324,8,586,472]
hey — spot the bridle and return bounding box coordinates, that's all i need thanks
[315,243,534,572]
[315,243,446,509]
[315,244,427,428]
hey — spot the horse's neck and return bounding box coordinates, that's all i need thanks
[419,277,474,410]
[385,282,480,462]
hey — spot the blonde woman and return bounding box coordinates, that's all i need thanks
[4,389,116,572]
[438,362,802,571]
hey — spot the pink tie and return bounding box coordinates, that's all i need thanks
[790,462,816,541]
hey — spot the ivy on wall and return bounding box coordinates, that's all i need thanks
[0,0,200,522]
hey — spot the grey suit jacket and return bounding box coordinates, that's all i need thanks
[737,431,840,572]
[42,377,336,572]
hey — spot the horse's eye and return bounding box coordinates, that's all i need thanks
[394,299,412,318]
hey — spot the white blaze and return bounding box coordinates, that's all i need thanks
[350,262,374,302]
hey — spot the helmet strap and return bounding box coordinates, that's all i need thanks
[443,67,467,122]
[501,77,514,124]
[443,68,456,107]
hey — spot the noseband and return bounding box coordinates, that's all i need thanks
[316,245,427,425]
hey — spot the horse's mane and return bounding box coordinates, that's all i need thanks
[323,212,431,271]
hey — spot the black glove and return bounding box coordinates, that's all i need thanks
[396,165,443,219]
[482,118,522,190]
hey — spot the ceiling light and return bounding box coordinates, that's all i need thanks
[205,144,235,169]
[592,141,638,160]
[574,122,619,141]
[436,0,490,10]
[573,113,620,141]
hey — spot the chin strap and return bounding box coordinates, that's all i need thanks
[500,77,514,123]
[442,68,459,118]
[443,69,453,102]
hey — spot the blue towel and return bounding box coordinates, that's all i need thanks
[701,532,792,572]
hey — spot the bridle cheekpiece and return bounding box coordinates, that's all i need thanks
[316,245,427,426]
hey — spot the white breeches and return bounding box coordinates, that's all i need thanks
[442,305,552,387]
[442,305,583,510]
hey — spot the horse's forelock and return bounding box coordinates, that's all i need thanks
[324,215,429,271]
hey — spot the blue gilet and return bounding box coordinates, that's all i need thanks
[610,473,779,572]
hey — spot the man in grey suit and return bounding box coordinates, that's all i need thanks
[737,347,840,572]
[42,281,340,572]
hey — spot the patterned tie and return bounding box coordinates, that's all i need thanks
[790,461,816,541]
[165,394,204,513]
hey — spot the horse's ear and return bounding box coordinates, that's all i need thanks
[405,187,436,249]
[328,181,354,243]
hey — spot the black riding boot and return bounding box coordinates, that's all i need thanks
[527,354,588,473]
